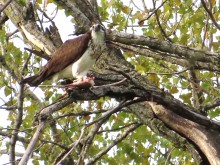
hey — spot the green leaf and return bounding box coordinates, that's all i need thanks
[209,108,220,118]
[180,93,192,105]
[170,86,179,94]
[4,87,11,97]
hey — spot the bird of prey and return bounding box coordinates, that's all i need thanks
[21,24,106,87]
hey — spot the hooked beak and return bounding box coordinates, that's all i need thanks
[94,24,101,32]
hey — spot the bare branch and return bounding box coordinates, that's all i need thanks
[18,97,75,165]
[54,125,86,165]
[77,113,109,165]
[97,122,139,134]
[109,41,220,72]
[148,101,220,165]
[0,0,13,13]
[138,0,168,25]
[152,0,171,41]
[0,129,68,149]
[24,48,50,60]
[107,31,220,69]
[201,0,220,30]
[54,109,108,120]
[9,84,24,165]
[18,121,46,165]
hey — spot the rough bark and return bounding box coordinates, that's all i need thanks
[1,0,220,164]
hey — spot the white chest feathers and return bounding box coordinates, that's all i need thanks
[71,47,97,78]
[71,29,106,79]
[52,37,106,82]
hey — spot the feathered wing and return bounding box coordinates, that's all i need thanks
[21,74,45,87]
[21,32,92,86]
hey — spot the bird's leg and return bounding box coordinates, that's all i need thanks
[54,77,95,100]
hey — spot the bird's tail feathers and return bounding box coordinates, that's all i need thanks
[21,74,44,87]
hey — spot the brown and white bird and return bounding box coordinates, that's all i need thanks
[21,24,106,87]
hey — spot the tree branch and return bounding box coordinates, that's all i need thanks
[0,0,13,13]
[201,0,220,31]
[18,97,75,165]
[107,31,220,66]
[9,84,24,165]
[53,0,92,33]
[2,0,57,54]
[18,121,46,165]
[148,101,220,165]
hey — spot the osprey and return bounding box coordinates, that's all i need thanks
[22,24,106,87]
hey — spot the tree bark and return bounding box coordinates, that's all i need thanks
[148,101,220,165]
[1,0,220,164]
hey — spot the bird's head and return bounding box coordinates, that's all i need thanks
[90,24,106,44]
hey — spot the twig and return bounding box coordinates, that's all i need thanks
[0,129,67,149]
[201,0,220,30]
[85,98,144,128]
[141,0,147,12]
[0,105,17,110]
[93,78,127,88]
[77,113,110,165]
[18,122,46,165]
[130,0,143,12]
[54,126,86,165]
[168,14,184,37]
[38,84,65,88]
[62,99,143,165]
[138,0,168,25]
[152,0,171,42]
[201,15,209,49]
[22,50,33,76]
[97,122,139,134]
[6,29,19,40]
[24,48,50,60]
[146,68,190,76]
[54,109,108,120]
[19,98,74,165]
[165,147,175,165]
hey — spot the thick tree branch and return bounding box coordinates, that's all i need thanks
[127,102,201,162]
[53,0,92,33]
[2,1,57,54]
[148,101,220,165]
[0,0,13,13]
[107,31,220,67]
[62,67,220,132]
[109,41,220,71]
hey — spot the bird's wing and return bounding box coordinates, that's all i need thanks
[41,32,92,79]
[21,32,92,86]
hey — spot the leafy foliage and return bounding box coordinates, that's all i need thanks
[1,0,220,164]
